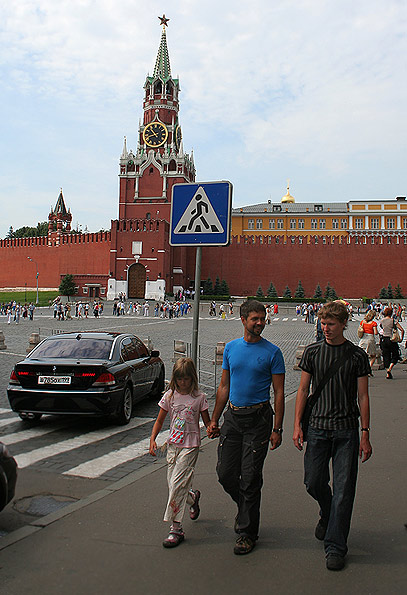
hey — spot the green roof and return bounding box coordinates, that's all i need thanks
[153,28,171,82]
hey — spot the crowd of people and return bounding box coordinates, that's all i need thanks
[52,299,104,320]
[0,301,36,323]
[358,304,405,378]
[113,298,192,319]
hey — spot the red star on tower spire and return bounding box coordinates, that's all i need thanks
[158,14,170,28]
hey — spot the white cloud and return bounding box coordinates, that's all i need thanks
[0,0,406,236]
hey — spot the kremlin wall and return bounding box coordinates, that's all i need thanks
[1,21,406,301]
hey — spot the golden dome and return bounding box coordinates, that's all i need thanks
[281,181,295,203]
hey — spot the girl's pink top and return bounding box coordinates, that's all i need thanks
[159,389,208,448]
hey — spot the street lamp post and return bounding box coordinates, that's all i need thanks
[27,257,39,305]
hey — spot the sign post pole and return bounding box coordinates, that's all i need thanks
[191,246,202,367]
[169,180,232,369]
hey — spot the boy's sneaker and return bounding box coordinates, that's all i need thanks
[326,554,345,571]
[189,490,201,520]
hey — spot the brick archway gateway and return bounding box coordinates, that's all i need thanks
[128,263,146,299]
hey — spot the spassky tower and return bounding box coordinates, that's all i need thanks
[108,16,195,300]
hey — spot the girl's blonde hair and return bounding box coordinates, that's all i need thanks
[169,357,199,396]
[364,310,375,322]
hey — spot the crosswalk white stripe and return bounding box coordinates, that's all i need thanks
[0,408,13,414]
[283,318,288,321]
[14,417,154,468]
[273,318,280,321]
[1,421,73,445]
[64,422,206,479]
[292,318,298,321]
[0,416,19,428]
[64,430,170,478]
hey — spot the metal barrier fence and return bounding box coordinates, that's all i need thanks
[173,340,224,396]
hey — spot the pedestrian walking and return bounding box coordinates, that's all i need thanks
[149,358,210,548]
[358,309,378,369]
[207,299,285,555]
[293,301,372,571]
[379,307,404,379]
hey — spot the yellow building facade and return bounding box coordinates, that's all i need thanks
[232,188,407,241]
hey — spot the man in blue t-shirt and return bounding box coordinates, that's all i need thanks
[208,300,285,555]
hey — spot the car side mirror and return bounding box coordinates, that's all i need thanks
[150,350,160,358]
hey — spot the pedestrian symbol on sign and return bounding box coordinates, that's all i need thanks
[174,186,224,234]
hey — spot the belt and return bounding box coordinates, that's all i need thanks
[229,401,269,411]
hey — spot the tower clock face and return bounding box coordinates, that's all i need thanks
[143,122,168,147]
[175,125,182,150]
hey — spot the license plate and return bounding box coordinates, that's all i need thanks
[38,376,72,385]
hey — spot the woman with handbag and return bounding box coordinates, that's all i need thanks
[379,307,404,379]
[358,310,378,368]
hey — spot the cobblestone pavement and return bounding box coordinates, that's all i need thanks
[0,305,389,483]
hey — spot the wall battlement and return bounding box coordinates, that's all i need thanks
[230,234,407,246]
[0,231,111,249]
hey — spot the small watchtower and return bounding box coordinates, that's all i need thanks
[48,189,72,234]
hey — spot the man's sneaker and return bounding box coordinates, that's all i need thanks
[162,530,185,548]
[315,519,328,541]
[326,554,345,571]
[234,536,256,555]
[189,490,200,520]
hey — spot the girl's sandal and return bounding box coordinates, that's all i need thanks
[162,530,185,548]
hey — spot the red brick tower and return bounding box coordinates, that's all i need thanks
[108,16,195,300]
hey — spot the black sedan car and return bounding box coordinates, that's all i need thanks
[0,441,17,512]
[7,332,165,425]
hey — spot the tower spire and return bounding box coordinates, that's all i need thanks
[153,15,171,81]
[121,136,128,159]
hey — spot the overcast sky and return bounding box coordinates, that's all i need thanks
[1,0,406,238]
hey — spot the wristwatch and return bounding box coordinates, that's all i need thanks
[361,427,370,432]
[273,428,283,434]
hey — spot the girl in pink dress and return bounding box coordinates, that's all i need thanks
[149,358,210,548]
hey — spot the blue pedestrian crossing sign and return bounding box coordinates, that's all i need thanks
[170,181,233,246]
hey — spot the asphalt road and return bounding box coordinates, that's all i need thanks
[0,303,404,540]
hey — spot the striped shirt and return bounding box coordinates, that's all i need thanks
[299,339,370,430]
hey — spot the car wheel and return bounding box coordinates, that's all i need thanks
[151,368,165,399]
[19,413,43,423]
[116,385,133,425]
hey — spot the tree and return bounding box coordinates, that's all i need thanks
[220,279,230,296]
[328,286,338,301]
[387,283,393,300]
[394,284,404,299]
[59,274,76,298]
[203,277,213,295]
[7,222,49,239]
[267,282,278,298]
[6,226,14,239]
[294,280,305,299]
[379,287,388,300]
[324,283,332,300]
[283,285,292,298]
[213,276,221,295]
[256,285,264,298]
[313,284,323,300]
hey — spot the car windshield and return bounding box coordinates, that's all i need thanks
[29,338,113,360]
